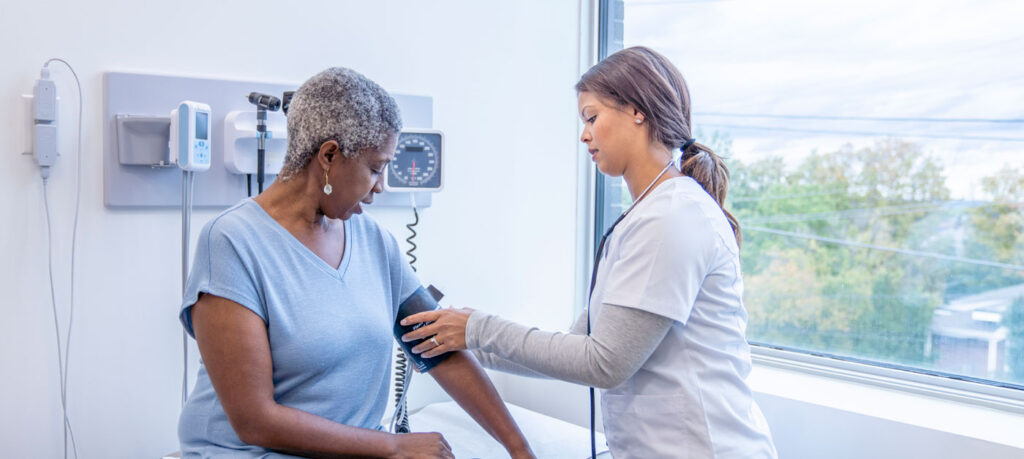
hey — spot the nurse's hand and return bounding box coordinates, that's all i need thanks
[401,307,475,358]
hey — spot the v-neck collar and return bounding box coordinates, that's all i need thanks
[247,198,353,280]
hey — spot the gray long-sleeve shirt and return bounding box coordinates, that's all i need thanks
[466,305,674,389]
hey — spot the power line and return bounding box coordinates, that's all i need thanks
[730,189,854,203]
[745,225,1024,272]
[737,201,1000,225]
[744,201,953,224]
[698,123,1024,143]
[697,112,1024,124]
[626,0,728,5]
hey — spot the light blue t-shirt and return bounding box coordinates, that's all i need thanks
[178,198,420,458]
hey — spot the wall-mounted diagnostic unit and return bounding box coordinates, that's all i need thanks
[222,110,286,176]
[104,72,436,207]
[386,129,444,192]
[168,101,212,172]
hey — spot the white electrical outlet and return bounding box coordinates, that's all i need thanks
[21,93,61,157]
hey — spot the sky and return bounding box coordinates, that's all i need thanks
[623,0,1024,199]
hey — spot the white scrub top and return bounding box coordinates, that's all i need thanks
[590,176,777,459]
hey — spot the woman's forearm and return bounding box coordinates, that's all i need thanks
[240,402,397,458]
[192,295,434,458]
[429,351,535,457]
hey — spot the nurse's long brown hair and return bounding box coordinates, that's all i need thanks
[576,46,741,247]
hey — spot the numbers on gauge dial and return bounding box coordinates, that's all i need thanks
[390,134,439,187]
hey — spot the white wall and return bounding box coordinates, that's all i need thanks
[756,392,1023,459]
[0,1,586,457]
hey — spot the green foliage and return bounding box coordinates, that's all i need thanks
[970,167,1024,263]
[725,136,1021,370]
[950,166,1024,299]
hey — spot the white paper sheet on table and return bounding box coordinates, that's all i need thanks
[407,401,610,458]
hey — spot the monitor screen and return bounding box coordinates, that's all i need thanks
[195,112,209,140]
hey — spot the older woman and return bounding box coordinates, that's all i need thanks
[178,67,534,458]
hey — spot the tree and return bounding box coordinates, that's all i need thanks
[970,167,1024,263]
[729,139,951,363]
[724,138,1024,377]
[948,166,1024,299]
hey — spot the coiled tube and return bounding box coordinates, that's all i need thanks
[393,346,411,433]
[392,198,419,433]
[405,206,419,272]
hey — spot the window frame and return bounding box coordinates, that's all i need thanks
[592,0,1024,409]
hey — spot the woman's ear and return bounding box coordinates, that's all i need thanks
[633,107,645,124]
[315,140,340,170]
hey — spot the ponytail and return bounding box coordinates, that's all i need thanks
[679,142,742,248]
[575,46,741,246]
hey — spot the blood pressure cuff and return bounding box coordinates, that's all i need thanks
[393,285,453,373]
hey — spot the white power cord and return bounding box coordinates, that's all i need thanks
[42,179,78,459]
[38,58,83,459]
[391,192,421,434]
[182,170,196,407]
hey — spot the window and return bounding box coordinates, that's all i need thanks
[595,0,1024,390]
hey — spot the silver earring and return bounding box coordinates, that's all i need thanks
[635,118,643,124]
[323,170,333,195]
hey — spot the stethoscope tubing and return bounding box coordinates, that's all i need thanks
[585,159,676,458]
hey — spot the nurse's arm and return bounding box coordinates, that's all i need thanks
[427,351,536,459]
[191,293,453,458]
[472,305,672,389]
[468,308,589,378]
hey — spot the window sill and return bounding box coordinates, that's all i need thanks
[749,347,1024,449]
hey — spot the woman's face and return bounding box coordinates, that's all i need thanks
[578,91,646,177]
[321,133,398,220]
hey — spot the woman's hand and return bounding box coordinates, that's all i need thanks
[509,446,538,459]
[389,432,454,459]
[400,307,475,358]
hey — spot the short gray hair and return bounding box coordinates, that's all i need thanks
[280,67,402,181]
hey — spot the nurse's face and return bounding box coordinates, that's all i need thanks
[578,91,646,177]
[319,133,398,220]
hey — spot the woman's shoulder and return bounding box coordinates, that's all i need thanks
[667,177,740,252]
[669,176,716,206]
[662,177,728,221]
[197,199,272,249]
[625,178,730,245]
[203,199,257,231]
[346,212,401,250]
[346,212,392,240]
[629,178,705,226]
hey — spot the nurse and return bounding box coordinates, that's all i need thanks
[400,47,777,458]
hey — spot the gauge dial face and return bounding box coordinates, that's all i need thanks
[388,133,442,189]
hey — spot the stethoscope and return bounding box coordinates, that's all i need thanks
[585,159,676,458]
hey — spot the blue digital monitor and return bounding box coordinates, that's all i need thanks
[195,111,209,140]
